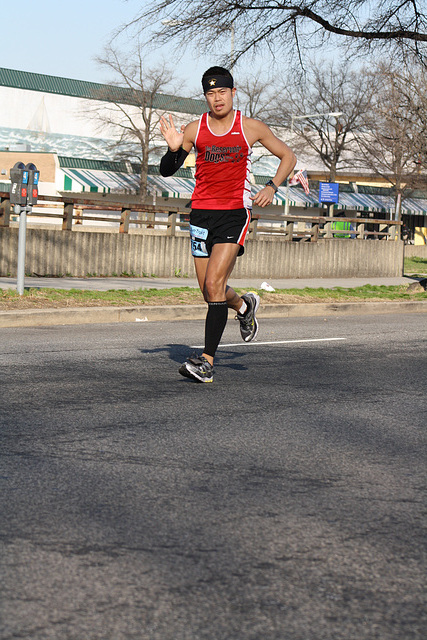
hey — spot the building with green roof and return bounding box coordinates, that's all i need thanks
[0,67,205,114]
[0,66,205,163]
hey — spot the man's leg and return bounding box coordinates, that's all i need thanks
[194,244,260,348]
[194,254,242,312]
[194,243,241,366]
[201,249,260,344]
[180,242,259,381]
[179,244,240,382]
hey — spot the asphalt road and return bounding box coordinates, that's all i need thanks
[1,314,426,640]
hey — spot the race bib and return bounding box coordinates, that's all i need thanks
[190,224,209,257]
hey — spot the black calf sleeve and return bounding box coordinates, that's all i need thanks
[204,301,228,358]
[160,147,189,176]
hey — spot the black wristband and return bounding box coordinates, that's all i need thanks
[160,147,189,176]
[266,179,278,193]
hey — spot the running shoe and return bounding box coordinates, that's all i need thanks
[236,292,260,342]
[179,355,214,383]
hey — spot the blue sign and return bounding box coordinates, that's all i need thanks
[319,182,339,203]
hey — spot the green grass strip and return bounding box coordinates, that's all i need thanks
[404,256,427,277]
[1,284,426,308]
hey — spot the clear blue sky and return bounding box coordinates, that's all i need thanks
[0,0,213,94]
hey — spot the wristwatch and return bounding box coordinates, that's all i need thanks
[266,180,278,193]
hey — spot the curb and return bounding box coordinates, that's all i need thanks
[1,301,426,328]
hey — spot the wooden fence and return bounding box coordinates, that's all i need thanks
[0,191,401,242]
[0,191,404,279]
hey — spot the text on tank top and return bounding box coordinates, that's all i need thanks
[191,110,252,210]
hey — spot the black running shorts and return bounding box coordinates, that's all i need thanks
[189,208,251,258]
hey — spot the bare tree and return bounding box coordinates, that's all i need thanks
[356,62,427,218]
[93,44,175,197]
[270,61,374,181]
[119,1,427,68]
[232,71,281,173]
[235,72,275,120]
[390,65,427,171]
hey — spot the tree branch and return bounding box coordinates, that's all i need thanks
[118,1,427,68]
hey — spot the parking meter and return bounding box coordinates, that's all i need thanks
[10,162,28,206]
[9,160,40,295]
[25,162,40,205]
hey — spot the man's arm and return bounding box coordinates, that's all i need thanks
[160,147,189,177]
[244,118,296,208]
[159,115,196,177]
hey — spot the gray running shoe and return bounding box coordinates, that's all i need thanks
[179,355,214,383]
[236,292,260,342]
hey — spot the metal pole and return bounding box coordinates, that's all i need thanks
[16,205,27,295]
[395,193,402,222]
[284,116,294,216]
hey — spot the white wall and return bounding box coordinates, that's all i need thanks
[0,86,195,144]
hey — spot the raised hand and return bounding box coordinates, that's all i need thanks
[159,114,185,152]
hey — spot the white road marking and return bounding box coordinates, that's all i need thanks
[191,337,347,349]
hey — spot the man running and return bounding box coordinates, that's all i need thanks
[159,66,296,382]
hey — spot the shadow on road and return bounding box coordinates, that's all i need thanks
[139,343,248,371]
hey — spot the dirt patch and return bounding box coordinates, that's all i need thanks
[260,293,339,304]
[0,290,206,310]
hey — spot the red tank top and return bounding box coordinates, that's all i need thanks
[191,110,252,210]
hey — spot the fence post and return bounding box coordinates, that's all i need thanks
[284,221,294,241]
[250,217,258,239]
[324,221,333,238]
[357,222,365,239]
[168,211,177,236]
[62,202,74,231]
[120,208,131,234]
[0,197,11,227]
[379,223,387,240]
[311,223,319,242]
